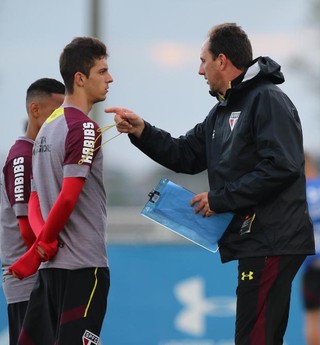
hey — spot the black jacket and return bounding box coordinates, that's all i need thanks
[130,56,315,263]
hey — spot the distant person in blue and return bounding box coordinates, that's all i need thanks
[106,23,315,345]
[302,153,320,345]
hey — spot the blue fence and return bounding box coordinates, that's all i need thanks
[0,244,305,344]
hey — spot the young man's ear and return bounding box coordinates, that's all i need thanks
[74,72,85,86]
[29,102,40,119]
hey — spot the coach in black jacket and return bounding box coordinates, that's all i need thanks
[106,23,315,345]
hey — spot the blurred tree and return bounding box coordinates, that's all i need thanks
[310,0,320,22]
[288,0,320,93]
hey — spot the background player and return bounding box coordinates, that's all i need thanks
[0,78,65,345]
[302,152,320,345]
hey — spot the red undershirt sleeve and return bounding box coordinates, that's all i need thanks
[39,176,85,243]
[17,217,36,248]
[28,191,45,237]
[8,176,85,280]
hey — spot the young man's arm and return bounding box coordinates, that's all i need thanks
[17,217,36,248]
[28,191,45,237]
[7,177,85,279]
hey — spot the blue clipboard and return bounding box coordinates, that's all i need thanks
[141,179,234,252]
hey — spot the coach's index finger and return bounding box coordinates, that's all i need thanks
[104,107,127,116]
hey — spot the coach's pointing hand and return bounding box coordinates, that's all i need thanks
[105,107,145,139]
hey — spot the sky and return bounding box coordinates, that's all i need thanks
[0,0,319,176]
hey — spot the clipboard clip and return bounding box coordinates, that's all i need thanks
[148,189,160,203]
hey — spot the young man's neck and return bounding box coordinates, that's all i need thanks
[63,95,92,115]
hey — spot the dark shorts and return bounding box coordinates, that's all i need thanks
[235,255,305,345]
[18,267,110,345]
[302,266,320,310]
[8,300,29,345]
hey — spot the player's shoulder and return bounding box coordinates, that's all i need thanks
[5,137,33,162]
[64,107,98,130]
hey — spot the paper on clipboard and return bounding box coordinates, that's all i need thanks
[140,178,234,252]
